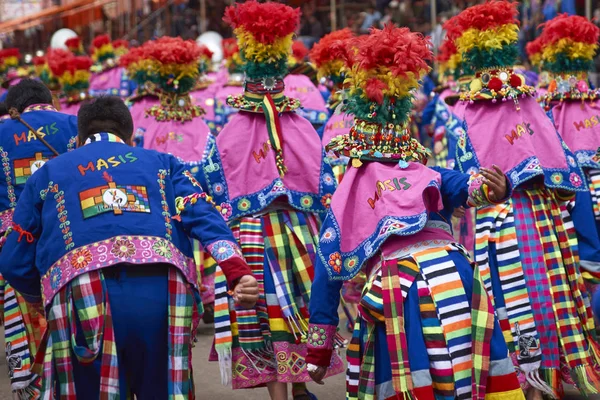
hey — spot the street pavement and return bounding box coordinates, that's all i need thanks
[0,324,597,399]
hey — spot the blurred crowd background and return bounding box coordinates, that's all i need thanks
[1,0,599,72]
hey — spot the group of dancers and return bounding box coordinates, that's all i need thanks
[0,0,599,399]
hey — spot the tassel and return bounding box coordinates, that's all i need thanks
[525,370,558,399]
[216,346,232,387]
[571,364,600,395]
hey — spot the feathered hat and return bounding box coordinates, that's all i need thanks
[539,14,599,102]
[144,36,205,122]
[113,39,129,57]
[436,39,461,89]
[526,37,543,69]
[309,28,354,88]
[119,44,155,95]
[48,52,93,103]
[91,34,117,70]
[197,43,214,75]
[288,40,318,83]
[453,1,533,103]
[0,48,21,87]
[327,25,432,167]
[65,37,86,56]
[224,0,300,96]
[39,49,69,91]
[32,55,46,77]
[222,37,245,81]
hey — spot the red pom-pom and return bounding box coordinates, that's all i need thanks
[113,39,129,49]
[223,0,300,44]
[509,74,523,88]
[454,1,518,33]
[309,28,354,68]
[356,25,432,79]
[488,77,503,91]
[222,38,239,60]
[526,37,542,57]
[292,41,309,61]
[539,13,600,46]
[92,34,111,49]
[65,37,81,50]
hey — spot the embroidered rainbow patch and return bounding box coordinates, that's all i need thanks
[79,182,150,219]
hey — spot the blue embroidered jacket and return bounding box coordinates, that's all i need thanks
[0,133,251,304]
[0,105,77,228]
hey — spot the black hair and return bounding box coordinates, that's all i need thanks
[77,96,134,144]
[5,79,53,113]
[0,102,7,117]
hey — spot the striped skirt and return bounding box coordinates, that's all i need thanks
[475,187,600,397]
[346,244,524,400]
[211,210,345,389]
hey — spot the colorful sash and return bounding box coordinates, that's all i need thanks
[455,96,585,191]
[34,267,195,399]
[551,101,600,170]
[512,187,600,395]
[474,202,553,395]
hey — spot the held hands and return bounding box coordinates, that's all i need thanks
[453,206,466,219]
[232,275,259,309]
[480,165,508,202]
[308,364,327,385]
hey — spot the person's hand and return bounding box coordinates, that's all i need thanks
[480,165,508,202]
[232,275,259,309]
[308,365,327,385]
[453,206,466,219]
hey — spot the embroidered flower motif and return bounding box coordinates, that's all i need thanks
[322,173,335,186]
[237,198,251,212]
[321,194,332,208]
[49,265,62,290]
[300,196,313,208]
[219,203,232,220]
[569,172,582,187]
[551,173,563,185]
[321,228,337,243]
[210,240,235,262]
[308,325,327,347]
[213,183,225,195]
[70,248,93,270]
[344,256,359,271]
[110,239,136,258]
[567,156,577,168]
[152,240,172,258]
[329,252,342,273]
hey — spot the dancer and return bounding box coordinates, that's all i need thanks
[451,2,600,397]
[0,95,258,398]
[306,23,524,400]
[0,79,78,398]
[539,14,600,323]
[202,2,344,399]
[89,34,133,98]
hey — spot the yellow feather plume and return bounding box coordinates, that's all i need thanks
[455,24,519,54]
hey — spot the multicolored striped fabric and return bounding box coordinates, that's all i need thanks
[34,267,196,399]
[512,186,600,395]
[192,239,217,305]
[349,244,519,400]
[474,202,550,393]
[588,169,600,220]
[212,211,345,389]
[2,281,43,398]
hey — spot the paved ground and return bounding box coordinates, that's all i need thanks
[0,324,596,399]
